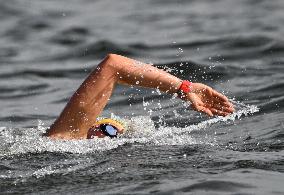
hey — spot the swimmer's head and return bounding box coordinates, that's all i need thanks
[87,118,126,139]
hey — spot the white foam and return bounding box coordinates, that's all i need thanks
[0,101,259,156]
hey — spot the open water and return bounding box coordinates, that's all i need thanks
[0,0,284,194]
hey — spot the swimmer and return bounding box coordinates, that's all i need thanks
[45,54,234,139]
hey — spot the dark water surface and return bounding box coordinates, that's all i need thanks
[1,0,284,194]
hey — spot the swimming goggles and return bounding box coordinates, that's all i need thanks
[98,124,118,138]
[87,118,125,139]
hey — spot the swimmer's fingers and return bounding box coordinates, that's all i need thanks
[191,104,213,117]
[206,101,233,116]
[193,104,231,117]
[211,90,228,102]
[209,90,235,111]
[205,102,235,113]
[209,108,230,117]
[195,104,231,116]
[187,92,232,117]
[192,100,231,117]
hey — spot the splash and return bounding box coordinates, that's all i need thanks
[0,101,259,156]
[165,99,259,135]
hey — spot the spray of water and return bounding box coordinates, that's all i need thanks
[0,100,259,157]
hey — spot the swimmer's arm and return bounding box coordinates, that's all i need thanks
[46,54,234,139]
[110,54,183,93]
[108,54,234,116]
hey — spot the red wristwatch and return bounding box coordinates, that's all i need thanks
[177,80,192,97]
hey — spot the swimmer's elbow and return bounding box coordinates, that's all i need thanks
[105,53,126,69]
[106,53,121,61]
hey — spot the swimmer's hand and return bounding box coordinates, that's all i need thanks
[182,83,235,117]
